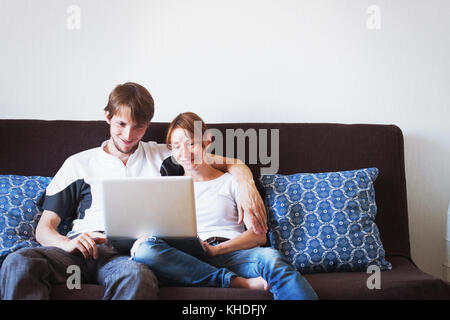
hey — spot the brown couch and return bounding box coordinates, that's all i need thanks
[1,119,449,300]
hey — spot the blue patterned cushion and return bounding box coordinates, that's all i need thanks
[259,168,392,274]
[0,175,53,266]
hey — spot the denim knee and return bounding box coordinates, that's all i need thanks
[0,248,54,300]
[101,257,159,300]
[115,258,157,284]
[1,247,47,275]
[253,247,291,269]
[132,238,167,266]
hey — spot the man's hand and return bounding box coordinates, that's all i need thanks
[237,180,268,235]
[62,231,106,260]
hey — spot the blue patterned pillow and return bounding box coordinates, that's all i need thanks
[259,168,392,274]
[0,175,53,266]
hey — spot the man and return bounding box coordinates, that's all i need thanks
[0,82,267,299]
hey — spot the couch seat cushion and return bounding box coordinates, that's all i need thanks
[302,256,450,299]
[48,256,450,300]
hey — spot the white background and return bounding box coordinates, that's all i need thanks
[1,0,449,281]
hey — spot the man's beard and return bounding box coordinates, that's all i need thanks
[112,136,139,155]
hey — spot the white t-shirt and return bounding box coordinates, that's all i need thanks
[194,173,246,240]
[41,140,172,238]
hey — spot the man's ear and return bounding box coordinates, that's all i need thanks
[104,110,111,125]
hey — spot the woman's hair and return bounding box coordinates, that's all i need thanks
[104,82,154,126]
[166,112,208,149]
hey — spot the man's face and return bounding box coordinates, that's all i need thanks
[105,107,148,155]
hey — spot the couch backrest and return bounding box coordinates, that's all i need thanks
[0,120,410,258]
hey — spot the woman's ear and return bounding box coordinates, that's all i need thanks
[203,132,213,150]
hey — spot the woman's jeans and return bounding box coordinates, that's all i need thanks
[132,237,318,300]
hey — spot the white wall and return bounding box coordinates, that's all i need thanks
[1,0,449,281]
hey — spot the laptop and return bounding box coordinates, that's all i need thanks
[101,176,206,257]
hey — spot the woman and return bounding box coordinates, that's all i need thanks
[131,112,318,300]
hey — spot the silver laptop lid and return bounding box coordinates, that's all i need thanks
[101,176,196,239]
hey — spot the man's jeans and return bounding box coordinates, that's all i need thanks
[0,242,159,300]
[132,237,318,300]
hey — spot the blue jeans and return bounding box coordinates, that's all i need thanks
[132,237,318,300]
[0,243,159,300]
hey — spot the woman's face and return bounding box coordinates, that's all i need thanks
[170,128,205,171]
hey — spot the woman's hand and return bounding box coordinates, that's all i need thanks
[202,241,222,257]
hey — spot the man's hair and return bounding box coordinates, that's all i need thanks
[104,82,154,126]
[165,112,208,149]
